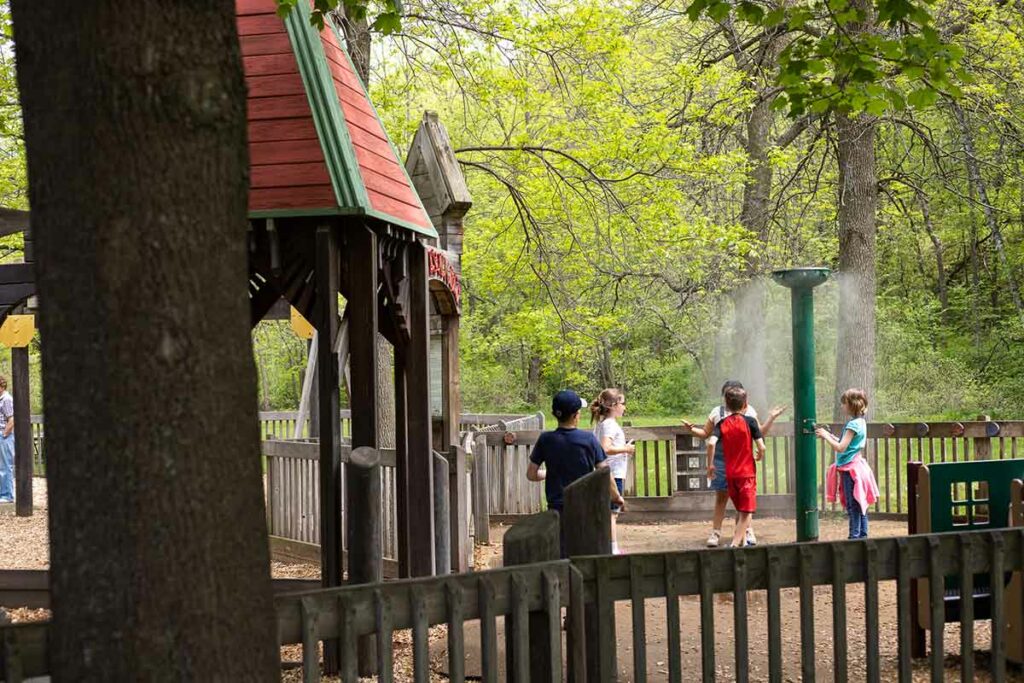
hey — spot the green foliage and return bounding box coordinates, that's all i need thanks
[274,0,402,32]
[687,0,967,116]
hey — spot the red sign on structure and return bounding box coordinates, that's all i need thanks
[427,247,461,308]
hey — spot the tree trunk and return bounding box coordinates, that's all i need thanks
[916,189,949,315]
[950,100,1023,314]
[338,9,372,85]
[833,111,878,418]
[377,336,396,448]
[526,354,542,406]
[733,95,773,410]
[10,1,278,679]
[726,25,788,412]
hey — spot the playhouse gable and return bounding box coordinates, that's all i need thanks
[237,0,435,237]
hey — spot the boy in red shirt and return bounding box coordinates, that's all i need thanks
[706,386,765,547]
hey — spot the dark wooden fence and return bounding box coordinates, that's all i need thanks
[6,527,1024,682]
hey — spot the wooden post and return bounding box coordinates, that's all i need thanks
[394,346,410,576]
[907,460,926,659]
[563,468,614,682]
[316,224,343,673]
[471,434,490,544]
[503,510,561,682]
[975,415,992,460]
[406,242,435,576]
[448,444,469,572]
[440,315,460,450]
[347,446,382,675]
[433,451,451,575]
[12,346,31,517]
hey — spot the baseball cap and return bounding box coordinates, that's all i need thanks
[552,390,586,420]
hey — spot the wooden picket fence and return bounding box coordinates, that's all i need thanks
[261,439,402,569]
[6,527,1024,682]
[468,420,1024,521]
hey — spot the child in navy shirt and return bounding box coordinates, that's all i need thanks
[527,390,624,513]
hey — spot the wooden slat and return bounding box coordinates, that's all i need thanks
[630,557,648,683]
[243,53,299,77]
[664,555,682,683]
[698,552,715,683]
[237,13,286,36]
[247,73,308,99]
[301,597,321,683]
[374,590,394,683]
[444,584,465,682]
[799,545,815,682]
[240,31,292,56]
[927,536,944,682]
[338,597,357,683]
[249,186,336,211]
[884,439,891,513]
[864,541,881,683]
[733,551,749,683]
[248,117,319,143]
[831,544,847,683]
[766,547,782,683]
[251,162,331,189]
[411,585,429,683]
[596,558,616,683]
[569,565,586,683]
[959,535,974,683]
[479,577,498,683]
[366,188,432,230]
[542,569,562,683]
[248,94,312,120]
[991,532,1006,683]
[510,574,529,683]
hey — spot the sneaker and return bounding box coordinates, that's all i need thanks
[745,527,757,546]
[706,529,722,548]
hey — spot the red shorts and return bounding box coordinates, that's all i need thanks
[727,477,757,513]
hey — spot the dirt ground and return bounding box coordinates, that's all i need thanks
[5,484,1024,681]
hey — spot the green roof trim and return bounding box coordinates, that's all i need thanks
[331,24,436,239]
[267,6,438,239]
[283,3,368,210]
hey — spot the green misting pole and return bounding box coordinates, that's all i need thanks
[772,267,830,542]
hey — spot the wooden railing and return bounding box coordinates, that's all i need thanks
[261,439,401,568]
[468,420,1024,519]
[7,527,1024,682]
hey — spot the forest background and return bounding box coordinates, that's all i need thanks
[1,0,1022,420]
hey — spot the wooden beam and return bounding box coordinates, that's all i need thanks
[0,208,29,237]
[12,347,31,517]
[0,264,34,285]
[405,241,435,576]
[314,224,342,674]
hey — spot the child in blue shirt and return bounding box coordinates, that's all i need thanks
[816,388,875,538]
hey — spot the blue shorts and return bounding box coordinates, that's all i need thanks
[611,477,624,513]
[709,453,727,491]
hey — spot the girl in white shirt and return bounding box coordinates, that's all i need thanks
[591,388,635,554]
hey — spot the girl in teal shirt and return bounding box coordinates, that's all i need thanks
[816,389,871,538]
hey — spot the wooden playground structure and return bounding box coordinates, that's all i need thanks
[7,0,1024,681]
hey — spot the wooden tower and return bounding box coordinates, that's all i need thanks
[239,0,453,601]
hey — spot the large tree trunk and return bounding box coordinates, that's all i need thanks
[833,111,878,418]
[10,1,278,679]
[732,94,773,410]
